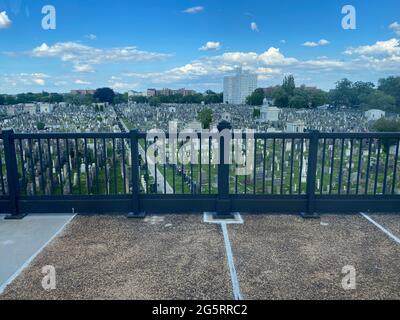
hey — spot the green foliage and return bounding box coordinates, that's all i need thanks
[197,108,213,129]
[64,93,94,105]
[329,79,375,108]
[246,88,265,106]
[282,75,296,96]
[253,108,261,119]
[113,93,128,104]
[378,76,400,109]
[360,91,396,112]
[36,122,45,131]
[0,94,4,105]
[272,87,290,108]
[94,87,115,104]
[148,96,161,106]
[289,91,308,109]
[373,118,400,152]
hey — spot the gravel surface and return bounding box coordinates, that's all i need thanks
[0,215,232,300]
[229,214,400,300]
[1,213,399,300]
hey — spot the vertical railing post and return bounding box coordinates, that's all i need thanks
[215,121,234,219]
[128,129,145,218]
[301,130,319,218]
[3,129,26,219]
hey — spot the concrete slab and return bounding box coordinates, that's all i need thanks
[229,215,400,300]
[0,215,232,300]
[0,214,75,294]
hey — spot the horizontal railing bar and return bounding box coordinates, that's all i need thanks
[319,132,400,138]
[12,132,130,139]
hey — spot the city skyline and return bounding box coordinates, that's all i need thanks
[0,0,399,94]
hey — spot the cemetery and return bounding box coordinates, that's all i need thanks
[0,101,399,301]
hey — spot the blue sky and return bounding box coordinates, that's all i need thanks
[0,0,399,93]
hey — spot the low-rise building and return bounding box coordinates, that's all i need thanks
[365,109,385,121]
[285,120,306,133]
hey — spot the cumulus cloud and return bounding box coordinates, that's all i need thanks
[302,39,330,47]
[0,11,12,29]
[33,78,45,86]
[123,47,297,84]
[344,38,400,56]
[29,42,171,73]
[74,79,91,85]
[199,41,221,51]
[183,6,204,14]
[250,22,259,32]
[389,22,400,36]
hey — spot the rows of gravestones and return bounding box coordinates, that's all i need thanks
[280,109,369,133]
[0,104,120,133]
[116,103,370,133]
[316,139,399,195]
[16,138,127,196]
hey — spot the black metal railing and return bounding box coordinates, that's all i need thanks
[1,123,399,219]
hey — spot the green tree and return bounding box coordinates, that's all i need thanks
[246,88,265,106]
[37,122,45,131]
[373,118,400,153]
[94,87,115,104]
[360,91,396,112]
[272,87,289,108]
[282,75,296,96]
[0,95,4,105]
[197,108,213,129]
[148,96,161,106]
[378,76,400,109]
[307,88,328,107]
[253,108,261,119]
[289,93,308,109]
[328,78,355,107]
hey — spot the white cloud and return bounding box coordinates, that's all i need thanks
[0,11,12,29]
[33,78,45,86]
[73,64,95,73]
[30,42,171,73]
[85,34,97,40]
[183,6,204,14]
[199,41,221,51]
[302,39,330,47]
[250,22,259,32]
[344,38,400,56]
[280,40,286,44]
[258,47,298,65]
[74,79,91,85]
[389,22,400,36]
[124,47,297,84]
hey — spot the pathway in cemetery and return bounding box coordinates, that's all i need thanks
[117,114,173,194]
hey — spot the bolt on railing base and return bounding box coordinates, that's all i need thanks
[300,212,320,219]
[4,213,28,220]
[127,212,146,219]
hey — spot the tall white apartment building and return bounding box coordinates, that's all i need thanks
[223,67,257,104]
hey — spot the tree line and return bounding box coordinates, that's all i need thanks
[0,88,223,106]
[246,75,400,113]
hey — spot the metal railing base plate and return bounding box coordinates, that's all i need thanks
[300,212,320,219]
[4,213,28,220]
[204,212,243,224]
[127,212,146,219]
